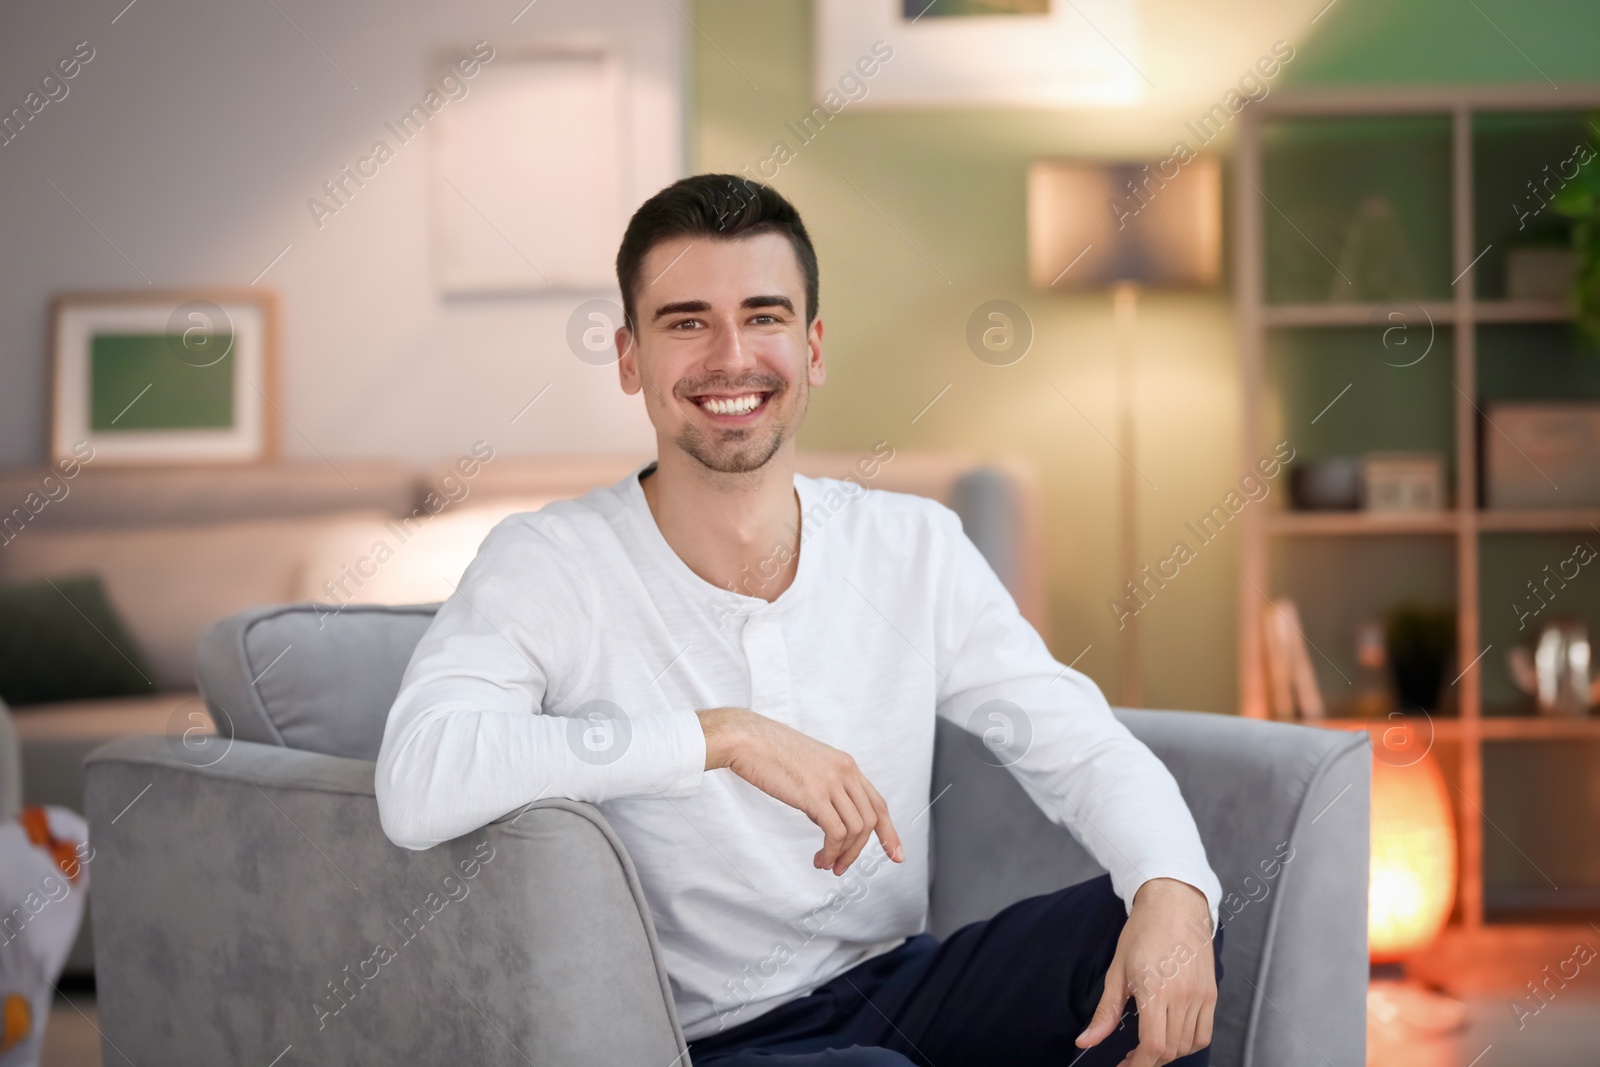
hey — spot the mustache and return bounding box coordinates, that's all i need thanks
[675,373,786,399]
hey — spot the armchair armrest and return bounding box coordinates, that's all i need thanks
[928,710,1369,1067]
[85,735,687,1066]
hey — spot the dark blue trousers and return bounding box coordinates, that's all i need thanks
[688,874,1223,1067]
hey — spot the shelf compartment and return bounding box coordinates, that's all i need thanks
[1471,111,1592,302]
[1261,114,1454,305]
[1482,739,1600,922]
[1478,531,1600,711]
[1266,326,1457,488]
[1477,323,1600,406]
[1269,534,1458,704]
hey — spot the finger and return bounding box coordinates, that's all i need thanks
[1194,989,1216,1051]
[811,803,848,870]
[861,777,904,862]
[1076,960,1126,1048]
[827,784,868,875]
[1130,990,1166,1067]
[833,779,877,874]
[1171,1004,1196,1062]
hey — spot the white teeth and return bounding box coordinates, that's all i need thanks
[700,393,762,416]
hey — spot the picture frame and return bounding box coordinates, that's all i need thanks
[813,0,1142,110]
[50,290,277,466]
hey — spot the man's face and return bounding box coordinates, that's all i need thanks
[617,232,824,475]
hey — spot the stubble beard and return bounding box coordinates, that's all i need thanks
[674,377,806,475]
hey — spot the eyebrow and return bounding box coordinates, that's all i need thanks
[651,295,795,321]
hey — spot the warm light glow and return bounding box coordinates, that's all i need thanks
[1369,749,1457,963]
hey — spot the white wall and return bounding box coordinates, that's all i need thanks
[0,0,681,466]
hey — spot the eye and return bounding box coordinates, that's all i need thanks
[750,313,781,325]
[670,318,704,330]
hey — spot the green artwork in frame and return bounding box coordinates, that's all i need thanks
[88,333,235,431]
[53,291,274,465]
[905,0,1049,15]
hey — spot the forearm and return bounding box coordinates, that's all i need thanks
[375,700,706,850]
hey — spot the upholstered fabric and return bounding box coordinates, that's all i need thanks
[0,574,156,705]
[929,712,1369,1067]
[85,736,685,1065]
[147,603,1371,1065]
[196,604,437,760]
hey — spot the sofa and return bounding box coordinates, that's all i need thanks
[0,451,1046,975]
[82,601,1370,1065]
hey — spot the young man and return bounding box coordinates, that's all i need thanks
[376,175,1223,1066]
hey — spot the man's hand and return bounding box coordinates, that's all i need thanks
[698,707,904,876]
[1075,877,1216,1066]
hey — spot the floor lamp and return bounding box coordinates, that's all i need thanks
[1027,159,1222,706]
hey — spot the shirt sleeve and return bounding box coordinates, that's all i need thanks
[929,505,1222,934]
[373,512,707,851]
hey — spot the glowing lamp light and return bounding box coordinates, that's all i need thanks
[1368,747,1457,963]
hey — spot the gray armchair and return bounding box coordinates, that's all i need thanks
[84,603,1369,1066]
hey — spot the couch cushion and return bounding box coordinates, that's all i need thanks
[0,575,157,705]
[196,604,438,760]
[0,511,391,690]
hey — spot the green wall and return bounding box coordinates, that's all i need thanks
[1285,0,1600,87]
[688,0,1600,712]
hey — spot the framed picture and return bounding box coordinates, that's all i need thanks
[51,290,277,466]
[814,0,1142,109]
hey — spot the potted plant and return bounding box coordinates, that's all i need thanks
[1550,124,1600,346]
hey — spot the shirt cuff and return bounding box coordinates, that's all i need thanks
[628,708,706,799]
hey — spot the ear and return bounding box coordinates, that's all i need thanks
[616,325,641,395]
[806,316,826,388]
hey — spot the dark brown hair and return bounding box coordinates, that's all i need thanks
[615,174,819,332]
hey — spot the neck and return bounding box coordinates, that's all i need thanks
[640,442,802,602]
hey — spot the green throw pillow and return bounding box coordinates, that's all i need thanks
[0,575,157,705]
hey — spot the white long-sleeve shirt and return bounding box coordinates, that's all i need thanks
[375,464,1221,1040]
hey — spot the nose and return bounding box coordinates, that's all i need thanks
[702,311,758,376]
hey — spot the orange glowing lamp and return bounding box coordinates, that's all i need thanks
[1368,735,1457,962]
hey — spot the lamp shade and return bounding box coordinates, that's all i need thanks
[1368,748,1458,963]
[1027,158,1221,289]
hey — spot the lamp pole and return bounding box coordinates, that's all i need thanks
[1114,280,1141,708]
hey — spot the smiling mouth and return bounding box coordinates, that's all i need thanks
[693,391,771,417]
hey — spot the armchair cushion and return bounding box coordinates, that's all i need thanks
[196,604,437,760]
